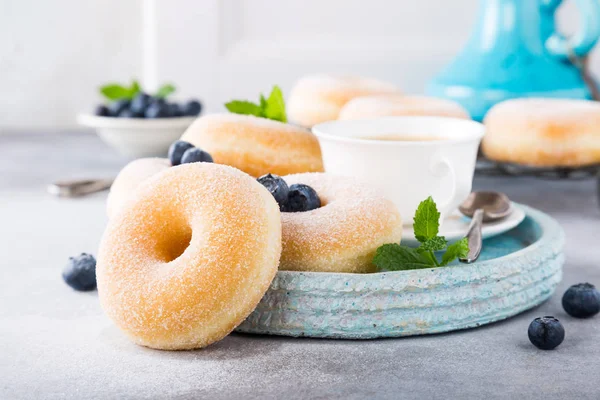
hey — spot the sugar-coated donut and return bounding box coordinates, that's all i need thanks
[280,173,402,273]
[97,163,282,350]
[338,94,470,120]
[287,74,400,127]
[180,113,323,177]
[483,98,600,167]
[106,158,170,218]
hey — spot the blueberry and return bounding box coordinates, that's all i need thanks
[118,108,142,118]
[257,174,290,211]
[108,99,130,116]
[168,102,183,117]
[528,316,565,350]
[180,147,213,164]
[130,92,151,115]
[144,100,169,118]
[287,184,321,212]
[168,140,195,166]
[183,100,202,116]
[95,105,110,117]
[62,253,97,291]
[562,283,600,318]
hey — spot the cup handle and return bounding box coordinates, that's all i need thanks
[430,156,471,220]
[543,0,600,58]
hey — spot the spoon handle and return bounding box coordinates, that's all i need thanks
[47,179,113,197]
[459,208,484,264]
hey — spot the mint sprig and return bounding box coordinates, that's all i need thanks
[225,85,287,122]
[99,81,176,102]
[373,196,469,271]
[154,83,176,98]
[100,80,140,102]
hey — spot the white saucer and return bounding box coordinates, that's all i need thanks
[401,203,526,247]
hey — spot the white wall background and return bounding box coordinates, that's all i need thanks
[0,0,595,130]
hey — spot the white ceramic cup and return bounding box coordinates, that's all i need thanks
[312,116,485,224]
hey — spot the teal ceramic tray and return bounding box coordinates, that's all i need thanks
[237,205,565,339]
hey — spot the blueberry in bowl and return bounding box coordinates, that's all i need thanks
[183,100,202,117]
[130,92,152,115]
[145,101,170,119]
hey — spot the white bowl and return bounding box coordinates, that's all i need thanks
[77,114,197,158]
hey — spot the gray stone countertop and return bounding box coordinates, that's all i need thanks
[1,131,600,400]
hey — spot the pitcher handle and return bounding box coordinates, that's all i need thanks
[543,0,600,58]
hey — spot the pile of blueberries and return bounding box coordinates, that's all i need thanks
[257,174,321,213]
[95,93,202,119]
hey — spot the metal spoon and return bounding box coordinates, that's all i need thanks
[47,178,113,197]
[457,191,513,263]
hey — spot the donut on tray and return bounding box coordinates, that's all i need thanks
[279,173,403,273]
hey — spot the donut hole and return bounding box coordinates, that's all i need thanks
[155,223,193,263]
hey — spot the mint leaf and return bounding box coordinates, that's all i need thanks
[100,84,132,101]
[225,85,287,122]
[259,94,268,111]
[373,244,434,271]
[100,81,141,101]
[441,238,469,266]
[225,100,263,117]
[413,196,440,243]
[130,80,141,96]
[419,236,447,252]
[263,85,287,122]
[155,83,176,98]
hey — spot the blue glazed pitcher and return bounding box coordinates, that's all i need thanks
[427,0,600,121]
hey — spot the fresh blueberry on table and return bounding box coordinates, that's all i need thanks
[130,92,151,115]
[145,101,170,118]
[287,183,321,212]
[183,100,202,116]
[108,99,131,117]
[62,253,97,291]
[528,316,565,350]
[257,174,290,211]
[180,147,214,164]
[562,283,600,318]
[95,105,110,117]
[168,140,196,166]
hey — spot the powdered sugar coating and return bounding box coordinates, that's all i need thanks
[181,113,323,177]
[483,98,600,167]
[338,94,470,120]
[97,163,282,350]
[106,158,170,218]
[288,74,400,127]
[280,173,403,273]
